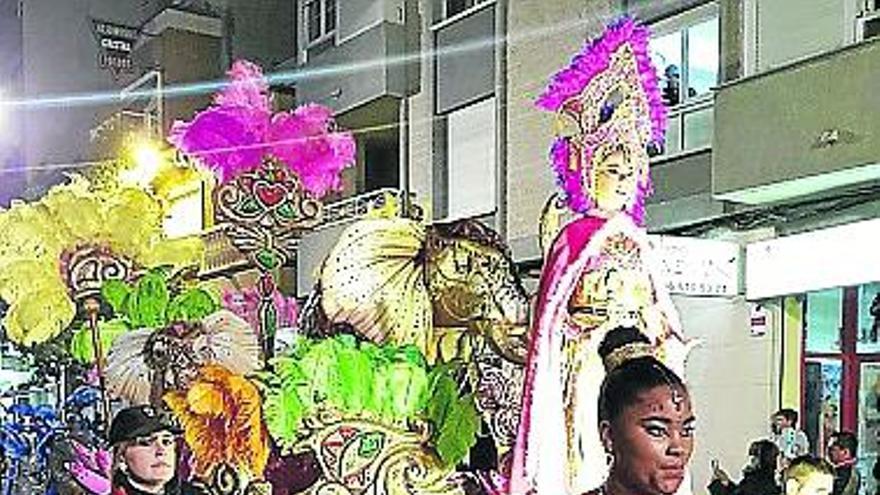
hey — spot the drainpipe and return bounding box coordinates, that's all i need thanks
[399,2,412,217]
[495,0,508,238]
[400,97,411,216]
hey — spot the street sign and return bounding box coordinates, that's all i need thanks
[91,19,139,74]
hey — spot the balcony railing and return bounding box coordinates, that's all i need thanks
[319,188,419,229]
[200,225,249,276]
[144,0,221,22]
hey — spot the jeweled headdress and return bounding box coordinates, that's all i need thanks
[537,17,667,224]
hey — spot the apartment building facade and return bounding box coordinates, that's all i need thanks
[291,0,880,490]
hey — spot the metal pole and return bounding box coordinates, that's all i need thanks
[84,298,111,432]
[400,97,411,217]
[156,69,164,138]
[399,2,412,217]
[494,0,508,238]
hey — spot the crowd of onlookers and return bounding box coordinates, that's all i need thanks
[708,409,867,495]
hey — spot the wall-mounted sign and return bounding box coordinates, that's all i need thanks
[746,217,880,300]
[749,303,770,337]
[650,235,740,297]
[91,19,139,74]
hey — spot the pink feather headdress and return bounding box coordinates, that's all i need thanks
[168,60,356,198]
[537,17,667,224]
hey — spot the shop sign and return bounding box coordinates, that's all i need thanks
[746,217,880,300]
[650,235,740,297]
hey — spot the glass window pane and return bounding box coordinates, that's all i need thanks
[446,0,469,17]
[682,106,712,150]
[858,282,880,353]
[661,113,681,155]
[650,32,683,107]
[859,362,880,495]
[686,17,719,97]
[805,288,843,353]
[324,0,336,34]
[804,359,842,457]
[307,1,321,42]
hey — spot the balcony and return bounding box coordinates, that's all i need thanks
[289,21,412,114]
[141,0,222,38]
[645,96,722,232]
[713,37,880,205]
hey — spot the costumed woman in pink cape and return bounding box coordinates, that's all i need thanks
[508,17,696,495]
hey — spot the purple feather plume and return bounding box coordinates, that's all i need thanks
[168,59,356,198]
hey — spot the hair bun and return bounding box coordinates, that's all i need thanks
[599,326,655,372]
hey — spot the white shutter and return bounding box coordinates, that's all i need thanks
[754,0,847,72]
[447,96,496,220]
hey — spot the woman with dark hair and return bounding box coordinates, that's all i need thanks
[709,440,782,495]
[585,326,695,495]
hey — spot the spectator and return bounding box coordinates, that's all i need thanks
[827,431,860,495]
[773,409,811,463]
[662,65,682,106]
[709,439,782,495]
[784,456,835,495]
[107,405,199,495]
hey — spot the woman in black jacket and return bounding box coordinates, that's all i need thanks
[709,440,782,495]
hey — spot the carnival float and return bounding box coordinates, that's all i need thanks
[0,16,694,495]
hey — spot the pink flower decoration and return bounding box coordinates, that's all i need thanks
[222,287,299,333]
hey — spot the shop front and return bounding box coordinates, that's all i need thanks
[748,218,880,493]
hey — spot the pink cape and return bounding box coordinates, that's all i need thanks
[508,213,686,495]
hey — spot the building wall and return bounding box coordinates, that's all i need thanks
[0,0,25,205]
[407,0,436,214]
[505,0,619,256]
[675,295,781,494]
[19,0,143,193]
[227,0,296,67]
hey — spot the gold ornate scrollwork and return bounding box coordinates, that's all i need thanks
[295,411,464,495]
[213,156,322,269]
[61,246,139,300]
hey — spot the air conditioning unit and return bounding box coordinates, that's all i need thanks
[857,8,880,41]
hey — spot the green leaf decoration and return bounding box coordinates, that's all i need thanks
[127,269,170,328]
[69,318,130,363]
[426,362,479,468]
[101,280,132,316]
[433,393,480,468]
[165,288,218,323]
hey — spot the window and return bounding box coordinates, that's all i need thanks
[649,6,719,156]
[796,283,880,465]
[858,282,880,353]
[650,13,719,107]
[444,0,489,19]
[305,0,335,45]
[164,186,204,239]
[806,288,843,353]
[446,97,496,220]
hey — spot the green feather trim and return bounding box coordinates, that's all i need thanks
[69,318,130,363]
